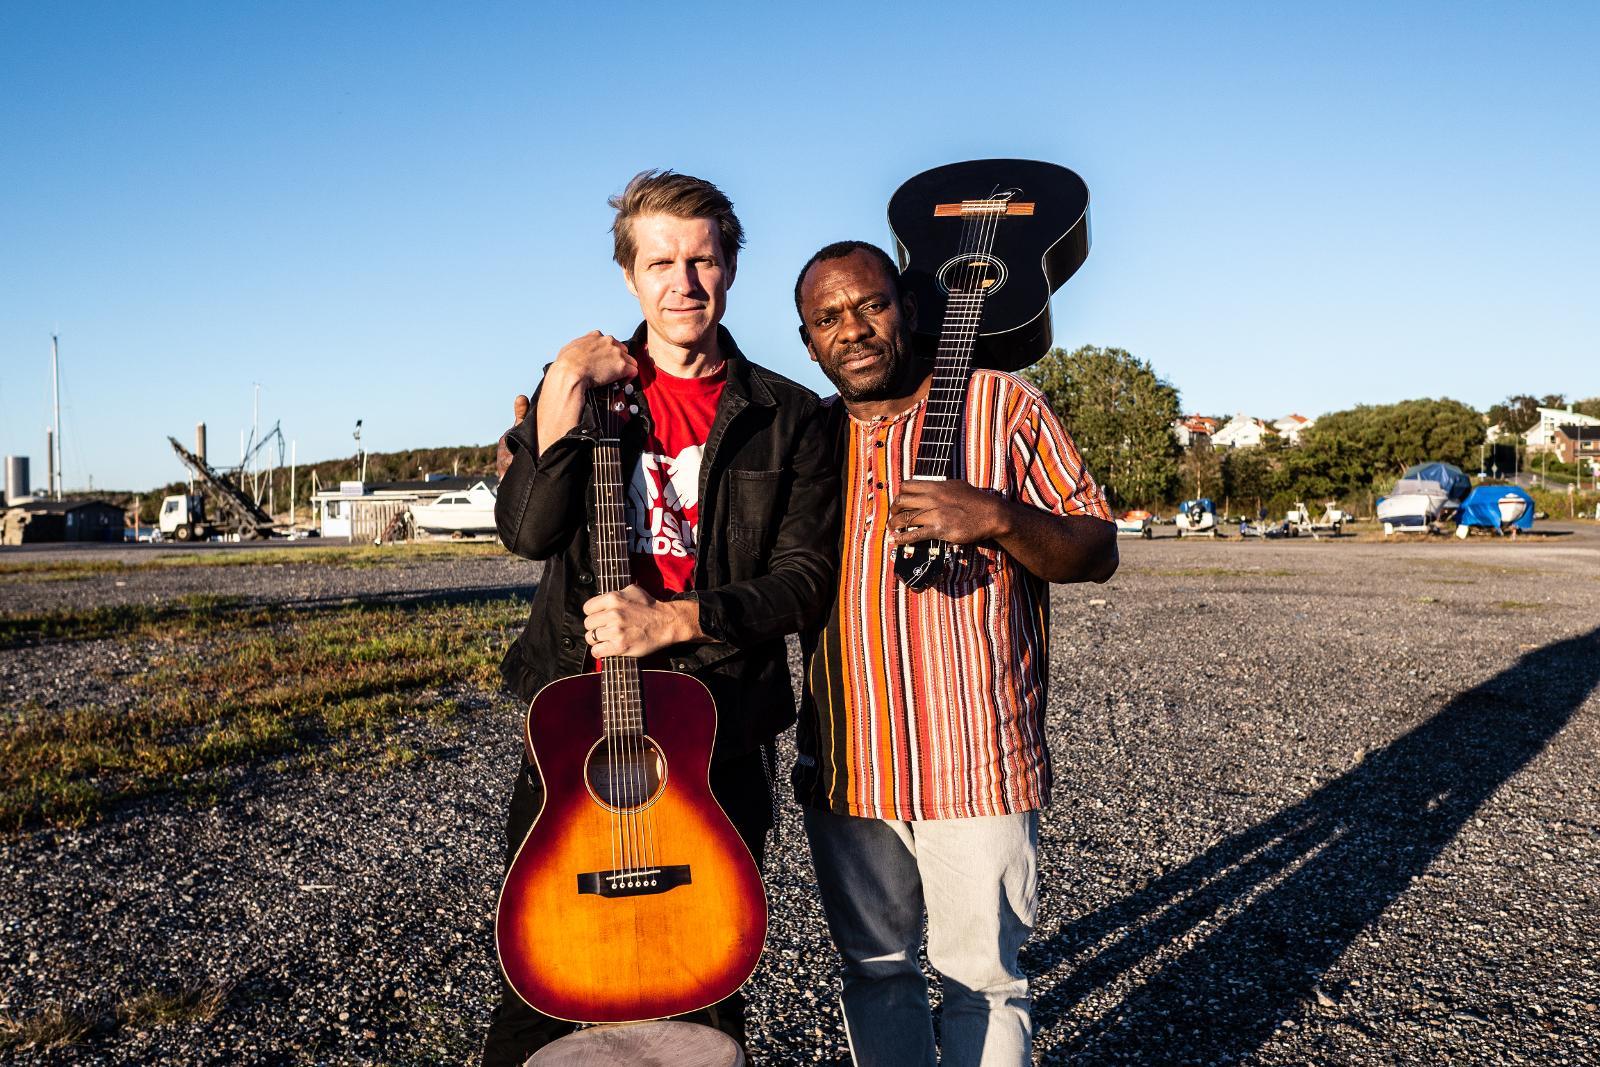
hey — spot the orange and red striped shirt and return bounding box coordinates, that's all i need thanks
[795,369,1110,820]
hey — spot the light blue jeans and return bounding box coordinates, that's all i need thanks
[802,808,1039,1067]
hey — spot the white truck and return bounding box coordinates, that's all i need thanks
[157,493,214,541]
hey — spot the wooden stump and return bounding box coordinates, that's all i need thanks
[527,1021,744,1067]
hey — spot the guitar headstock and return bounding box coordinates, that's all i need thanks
[591,381,639,442]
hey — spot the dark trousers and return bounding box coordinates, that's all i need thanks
[481,746,773,1067]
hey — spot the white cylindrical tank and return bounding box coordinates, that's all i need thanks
[4,455,29,505]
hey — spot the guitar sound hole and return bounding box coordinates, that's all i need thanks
[585,737,666,812]
[937,253,1008,295]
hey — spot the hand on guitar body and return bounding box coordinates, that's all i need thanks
[889,479,1008,549]
[582,584,705,660]
[892,478,1118,585]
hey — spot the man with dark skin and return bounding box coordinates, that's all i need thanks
[792,241,1115,1066]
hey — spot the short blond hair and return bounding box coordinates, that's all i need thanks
[609,170,745,272]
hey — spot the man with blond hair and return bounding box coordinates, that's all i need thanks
[482,171,838,1064]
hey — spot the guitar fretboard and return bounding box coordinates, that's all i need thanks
[591,392,644,739]
[914,291,986,479]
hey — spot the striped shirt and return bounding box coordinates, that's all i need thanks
[795,369,1110,820]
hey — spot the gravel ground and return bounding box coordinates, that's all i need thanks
[2,526,1597,1065]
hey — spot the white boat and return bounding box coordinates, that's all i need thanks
[1175,498,1218,537]
[1496,495,1529,526]
[1377,462,1471,536]
[1376,489,1447,533]
[409,481,498,534]
[1115,509,1154,539]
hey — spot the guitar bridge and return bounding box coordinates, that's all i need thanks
[577,864,692,898]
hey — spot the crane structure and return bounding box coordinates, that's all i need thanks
[166,436,279,539]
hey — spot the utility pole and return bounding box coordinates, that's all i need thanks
[290,440,297,534]
[252,382,261,491]
[50,334,62,500]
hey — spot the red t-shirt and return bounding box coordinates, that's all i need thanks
[623,352,725,599]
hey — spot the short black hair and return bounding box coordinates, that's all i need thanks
[793,240,904,320]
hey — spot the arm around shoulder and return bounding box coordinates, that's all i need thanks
[693,396,841,646]
[495,378,592,561]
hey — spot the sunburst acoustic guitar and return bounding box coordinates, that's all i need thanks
[495,383,767,1024]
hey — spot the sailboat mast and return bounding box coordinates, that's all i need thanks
[51,333,62,500]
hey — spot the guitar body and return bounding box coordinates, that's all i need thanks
[496,670,767,1023]
[887,158,1091,372]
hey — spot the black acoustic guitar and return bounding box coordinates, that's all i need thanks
[885,158,1091,589]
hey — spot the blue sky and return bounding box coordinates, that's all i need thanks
[2,2,1596,492]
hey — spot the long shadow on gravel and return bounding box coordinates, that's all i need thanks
[1027,625,1600,1065]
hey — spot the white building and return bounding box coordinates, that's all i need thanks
[1212,414,1273,449]
[1525,406,1600,452]
[1272,413,1316,445]
[1170,415,1220,449]
[311,475,497,542]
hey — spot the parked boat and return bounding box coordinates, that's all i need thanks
[409,480,497,534]
[1377,462,1471,535]
[1175,498,1218,538]
[1454,484,1534,538]
[1115,509,1154,539]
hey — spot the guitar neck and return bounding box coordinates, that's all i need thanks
[591,400,644,738]
[913,290,984,479]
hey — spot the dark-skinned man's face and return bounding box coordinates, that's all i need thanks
[798,250,917,403]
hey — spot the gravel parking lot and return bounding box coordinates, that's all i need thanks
[2,527,1597,1065]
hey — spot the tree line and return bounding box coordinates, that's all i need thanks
[1024,345,1598,514]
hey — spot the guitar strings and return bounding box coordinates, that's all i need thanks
[909,195,1005,583]
[602,388,644,880]
[595,395,624,877]
[596,382,665,883]
[924,200,1004,481]
[595,398,618,876]
[607,390,643,880]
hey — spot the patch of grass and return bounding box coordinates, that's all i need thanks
[0,1004,98,1051]
[118,980,232,1027]
[0,559,134,582]
[0,595,523,832]
[1134,566,1296,578]
[0,541,504,582]
[1494,600,1543,611]
[0,595,255,647]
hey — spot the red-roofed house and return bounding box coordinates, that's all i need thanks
[1171,415,1220,448]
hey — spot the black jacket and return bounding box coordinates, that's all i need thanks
[496,324,840,761]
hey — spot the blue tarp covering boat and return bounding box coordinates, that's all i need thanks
[1176,498,1217,536]
[1398,462,1472,503]
[1457,484,1535,531]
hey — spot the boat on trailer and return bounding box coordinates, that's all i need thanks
[1377,462,1471,536]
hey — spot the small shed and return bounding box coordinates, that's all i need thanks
[311,475,498,543]
[1,499,128,545]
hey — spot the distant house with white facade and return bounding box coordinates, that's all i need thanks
[1526,406,1600,452]
[1170,415,1220,449]
[1212,414,1274,449]
[1272,413,1316,444]
[311,474,499,542]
